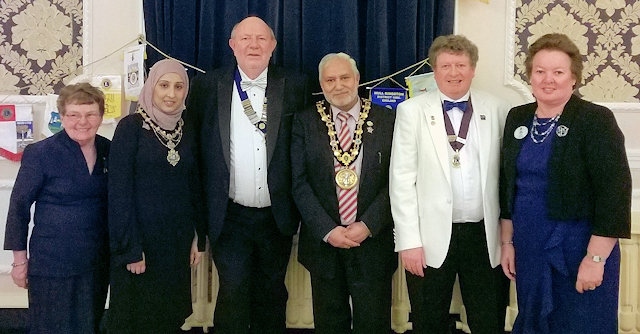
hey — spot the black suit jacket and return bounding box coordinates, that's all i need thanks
[186,65,310,245]
[500,95,631,238]
[291,100,398,279]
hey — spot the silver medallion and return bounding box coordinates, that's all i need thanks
[452,152,461,168]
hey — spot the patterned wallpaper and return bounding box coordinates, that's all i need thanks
[0,0,82,95]
[513,0,640,103]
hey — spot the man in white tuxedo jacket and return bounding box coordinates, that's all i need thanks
[389,35,510,334]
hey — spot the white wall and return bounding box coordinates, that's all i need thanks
[457,0,529,106]
[85,0,144,140]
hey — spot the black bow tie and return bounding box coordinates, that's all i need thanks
[443,100,468,112]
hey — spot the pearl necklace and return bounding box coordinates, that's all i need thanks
[530,113,560,144]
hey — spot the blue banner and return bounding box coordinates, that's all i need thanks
[369,87,407,110]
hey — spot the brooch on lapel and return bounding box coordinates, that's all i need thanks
[366,120,374,133]
[556,125,569,137]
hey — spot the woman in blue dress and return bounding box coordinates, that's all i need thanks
[499,33,632,333]
[4,83,110,333]
[106,59,206,334]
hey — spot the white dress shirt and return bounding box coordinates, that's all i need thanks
[229,67,271,208]
[441,92,484,223]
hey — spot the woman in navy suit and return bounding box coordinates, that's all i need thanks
[4,83,110,333]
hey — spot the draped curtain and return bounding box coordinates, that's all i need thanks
[143,0,454,89]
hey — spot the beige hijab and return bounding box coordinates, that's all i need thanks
[138,58,189,130]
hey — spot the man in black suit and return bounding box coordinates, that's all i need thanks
[186,16,309,334]
[291,52,397,334]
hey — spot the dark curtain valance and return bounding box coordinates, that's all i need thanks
[143,0,453,88]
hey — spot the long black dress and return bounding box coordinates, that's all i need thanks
[106,113,205,334]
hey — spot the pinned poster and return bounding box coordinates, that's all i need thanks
[124,44,145,101]
[369,87,406,110]
[0,104,33,161]
[405,72,437,98]
[92,75,122,119]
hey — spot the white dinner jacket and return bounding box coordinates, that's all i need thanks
[389,88,510,268]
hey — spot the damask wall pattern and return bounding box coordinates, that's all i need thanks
[513,0,640,103]
[0,0,82,95]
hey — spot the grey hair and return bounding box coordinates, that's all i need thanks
[318,52,360,81]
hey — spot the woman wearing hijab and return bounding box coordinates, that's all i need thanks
[106,59,206,334]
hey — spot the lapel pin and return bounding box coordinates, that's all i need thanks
[514,125,528,140]
[556,125,569,137]
[480,114,486,120]
[367,120,374,133]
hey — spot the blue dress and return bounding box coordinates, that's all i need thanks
[511,124,620,333]
[4,130,110,333]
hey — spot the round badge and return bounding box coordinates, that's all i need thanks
[514,126,528,140]
[556,125,569,137]
[1,107,13,120]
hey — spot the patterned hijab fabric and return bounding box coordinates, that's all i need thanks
[138,58,189,130]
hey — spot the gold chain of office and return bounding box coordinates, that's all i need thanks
[316,98,371,166]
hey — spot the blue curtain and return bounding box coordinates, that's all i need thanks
[143,0,453,87]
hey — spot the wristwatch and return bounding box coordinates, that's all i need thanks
[587,252,605,263]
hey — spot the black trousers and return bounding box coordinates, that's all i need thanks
[406,221,509,334]
[309,250,393,334]
[212,201,293,334]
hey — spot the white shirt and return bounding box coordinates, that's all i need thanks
[441,92,484,223]
[229,67,271,208]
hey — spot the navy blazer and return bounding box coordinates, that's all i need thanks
[4,130,110,277]
[186,65,310,245]
[500,95,631,238]
[291,100,397,279]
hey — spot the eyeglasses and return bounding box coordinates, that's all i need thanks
[63,112,102,122]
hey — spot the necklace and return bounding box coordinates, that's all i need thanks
[138,107,184,166]
[316,98,371,190]
[317,98,370,166]
[530,113,560,144]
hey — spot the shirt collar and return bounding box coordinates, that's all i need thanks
[439,90,470,103]
[331,98,362,122]
[237,66,269,82]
